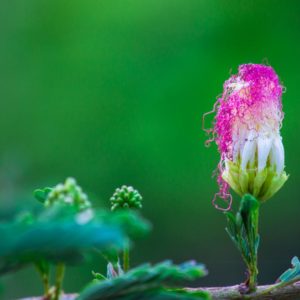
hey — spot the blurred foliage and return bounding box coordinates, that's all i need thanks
[78,261,209,300]
[0,203,150,275]
[1,0,300,298]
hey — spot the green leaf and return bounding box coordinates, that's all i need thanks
[240,194,259,235]
[224,194,260,268]
[254,235,260,253]
[92,271,107,281]
[240,194,259,216]
[35,259,50,276]
[0,205,150,275]
[278,256,300,283]
[99,210,151,240]
[225,212,238,239]
[78,261,208,300]
[100,247,120,266]
[34,187,52,203]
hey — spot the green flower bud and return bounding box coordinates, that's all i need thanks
[45,177,91,211]
[110,185,142,211]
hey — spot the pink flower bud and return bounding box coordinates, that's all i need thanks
[205,64,288,210]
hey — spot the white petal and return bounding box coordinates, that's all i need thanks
[232,138,239,161]
[257,136,273,171]
[241,140,256,170]
[270,135,285,174]
[233,127,246,161]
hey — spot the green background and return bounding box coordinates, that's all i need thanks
[1,0,300,298]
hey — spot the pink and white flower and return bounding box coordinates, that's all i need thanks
[205,64,288,210]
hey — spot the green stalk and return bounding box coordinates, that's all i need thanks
[41,272,50,296]
[225,194,260,293]
[35,261,50,297]
[54,263,65,300]
[123,241,130,272]
[248,202,259,292]
[248,261,258,292]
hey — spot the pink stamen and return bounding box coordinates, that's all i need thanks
[212,192,232,212]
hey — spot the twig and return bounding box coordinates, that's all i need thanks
[19,295,77,300]
[19,281,300,300]
[188,281,300,299]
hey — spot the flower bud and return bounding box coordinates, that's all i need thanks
[206,64,288,206]
[110,185,142,211]
[45,177,91,211]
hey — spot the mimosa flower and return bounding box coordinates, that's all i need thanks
[110,185,142,211]
[45,177,91,211]
[204,64,288,210]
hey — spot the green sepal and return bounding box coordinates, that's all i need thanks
[222,160,288,202]
[239,170,249,195]
[260,172,289,201]
[223,162,242,197]
[253,169,268,197]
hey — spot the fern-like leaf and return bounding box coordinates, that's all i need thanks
[78,261,209,300]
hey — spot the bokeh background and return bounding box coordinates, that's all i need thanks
[1,0,300,298]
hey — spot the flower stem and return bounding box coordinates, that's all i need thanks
[35,262,50,297]
[54,263,65,300]
[248,203,259,292]
[248,263,258,292]
[123,242,130,272]
[225,194,260,293]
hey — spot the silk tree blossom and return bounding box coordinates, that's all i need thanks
[204,64,288,210]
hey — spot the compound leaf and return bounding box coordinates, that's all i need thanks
[78,261,209,300]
